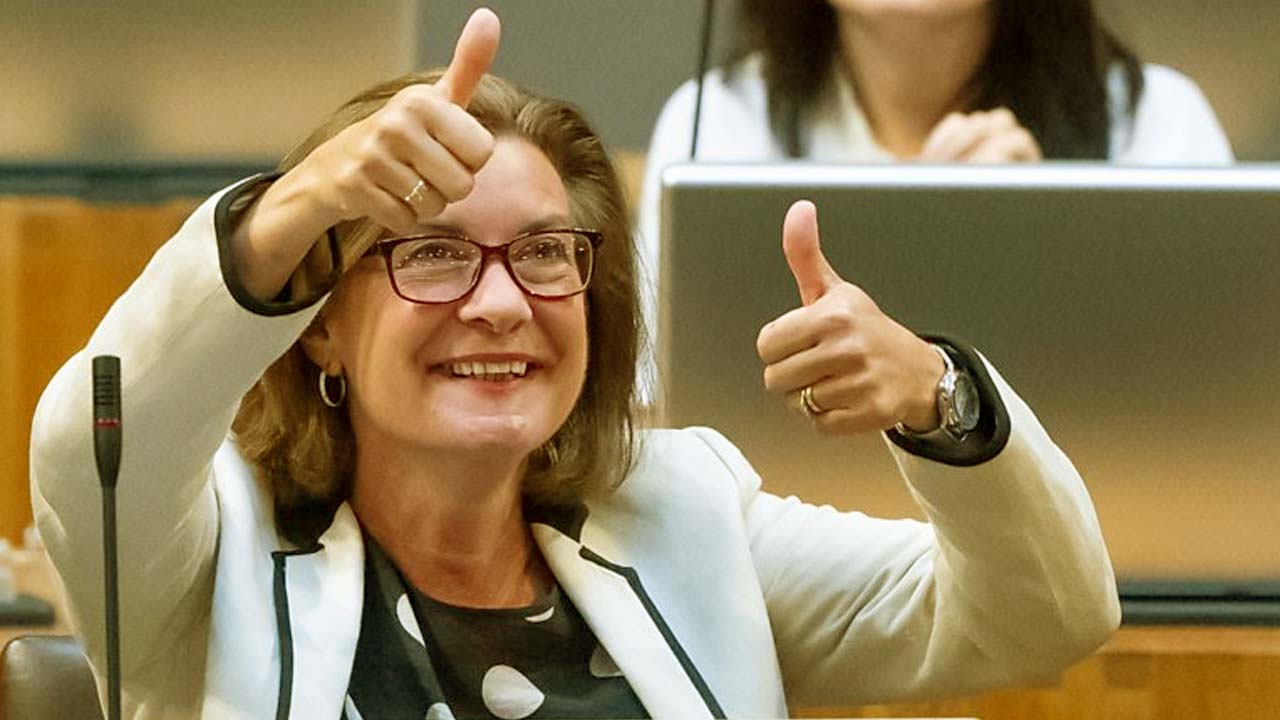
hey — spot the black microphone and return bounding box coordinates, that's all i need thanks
[93,356,122,488]
[690,0,715,159]
[92,355,122,720]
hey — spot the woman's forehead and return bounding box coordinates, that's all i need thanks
[429,138,571,237]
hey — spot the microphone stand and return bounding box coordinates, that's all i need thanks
[92,355,123,720]
[690,0,715,159]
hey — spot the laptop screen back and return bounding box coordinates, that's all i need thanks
[657,164,1280,585]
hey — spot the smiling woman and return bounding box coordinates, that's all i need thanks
[298,139,599,599]
[29,8,1120,720]
[235,91,638,551]
[244,39,633,548]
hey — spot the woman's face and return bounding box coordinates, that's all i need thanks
[309,137,589,467]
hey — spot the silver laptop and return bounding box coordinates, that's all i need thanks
[657,163,1280,598]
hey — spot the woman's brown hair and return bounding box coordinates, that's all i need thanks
[733,0,1144,159]
[232,71,640,546]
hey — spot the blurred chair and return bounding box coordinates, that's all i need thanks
[0,635,102,720]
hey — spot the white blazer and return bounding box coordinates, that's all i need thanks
[31,184,1119,719]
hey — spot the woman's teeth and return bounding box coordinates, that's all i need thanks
[449,360,529,379]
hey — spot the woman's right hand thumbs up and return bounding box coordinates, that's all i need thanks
[230,8,503,301]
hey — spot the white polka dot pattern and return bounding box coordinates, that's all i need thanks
[481,664,546,719]
[424,702,456,720]
[588,643,623,678]
[523,606,554,623]
[396,593,425,646]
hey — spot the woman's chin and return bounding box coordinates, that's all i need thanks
[443,413,547,455]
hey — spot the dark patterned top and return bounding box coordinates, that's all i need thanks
[344,532,650,720]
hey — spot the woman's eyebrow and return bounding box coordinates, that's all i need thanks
[517,214,574,233]
[412,215,576,237]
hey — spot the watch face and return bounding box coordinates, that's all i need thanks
[953,373,981,432]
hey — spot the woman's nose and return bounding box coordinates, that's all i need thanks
[457,259,533,333]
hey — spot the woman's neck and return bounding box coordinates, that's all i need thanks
[836,6,993,158]
[349,445,549,608]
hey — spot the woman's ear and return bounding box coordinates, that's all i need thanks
[299,314,342,375]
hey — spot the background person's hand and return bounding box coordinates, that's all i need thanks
[756,201,944,435]
[919,107,1042,163]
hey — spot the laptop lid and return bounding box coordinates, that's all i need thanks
[657,163,1280,587]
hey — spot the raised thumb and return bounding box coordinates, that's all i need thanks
[782,200,841,306]
[437,8,501,108]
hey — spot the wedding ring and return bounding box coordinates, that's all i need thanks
[403,178,430,207]
[799,385,825,417]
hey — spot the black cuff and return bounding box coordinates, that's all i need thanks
[214,172,343,317]
[885,333,1011,467]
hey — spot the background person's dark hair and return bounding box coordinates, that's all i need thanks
[732,0,1144,159]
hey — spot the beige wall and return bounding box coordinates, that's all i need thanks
[0,1,416,162]
[1099,0,1280,160]
[4,2,1277,161]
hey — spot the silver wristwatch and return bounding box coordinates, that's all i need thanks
[932,344,980,442]
[898,344,980,443]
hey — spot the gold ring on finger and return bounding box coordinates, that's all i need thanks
[800,385,825,417]
[403,178,430,207]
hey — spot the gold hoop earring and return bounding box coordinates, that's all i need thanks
[319,369,347,408]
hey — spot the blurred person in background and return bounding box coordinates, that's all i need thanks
[637,0,1234,398]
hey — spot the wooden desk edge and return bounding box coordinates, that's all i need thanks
[1101,624,1280,656]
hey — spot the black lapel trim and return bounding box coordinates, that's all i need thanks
[213,172,344,317]
[270,544,324,720]
[578,547,726,718]
[524,499,588,542]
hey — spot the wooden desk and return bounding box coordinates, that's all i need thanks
[1102,624,1280,657]
[798,625,1280,720]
